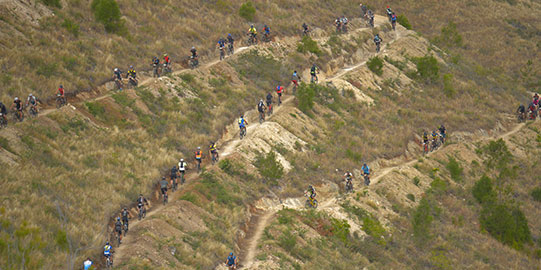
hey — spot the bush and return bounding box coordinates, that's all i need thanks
[41,0,61,8]
[278,229,296,252]
[434,21,463,48]
[91,0,127,35]
[367,56,384,76]
[480,203,531,249]
[238,1,256,21]
[530,187,541,202]
[362,215,386,245]
[61,18,79,37]
[85,102,106,118]
[331,218,350,243]
[445,157,463,182]
[297,36,322,56]
[179,192,199,205]
[472,175,495,204]
[412,197,437,241]
[296,82,316,114]
[443,73,455,97]
[254,151,284,183]
[414,55,439,82]
[397,14,412,30]
[218,159,242,176]
[0,137,14,154]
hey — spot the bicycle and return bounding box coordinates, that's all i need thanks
[259,111,265,124]
[227,43,234,55]
[304,194,318,208]
[247,34,257,45]
[267,103,273,116]
[115,230,122,246]
[163,190,168,205]
[376,42,381,53]
[28,105,38,118]
[105,255,113,269]
[422,142,429,155]
[189,56,199,69]
[114,78,123,91]
[171,177,178,192]
[123,220,129,236]
[211,151,219,164]
[128,76,138,88]
[179,171,186,185]
[195,158,202,173]
[12,109,24,122]
[163,63,172,74]
[517,112,526,123]
[219,47,225,61]
[137,205,146,220]
[345,180,353,193]
[263,32,271,42]
[392,21,396,30]
[363,174,370,186]
[0,114,7,129]
[56,94,66,108]
[153,64,161,77]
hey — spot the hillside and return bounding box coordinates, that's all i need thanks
[0,1,540,270]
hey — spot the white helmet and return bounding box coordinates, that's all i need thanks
[180,158,184,162]
[114,68,119,72]
[197,146,201,150]
[29,94,33,97]
[14,97,19,101]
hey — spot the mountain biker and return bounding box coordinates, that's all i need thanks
[103,242,112,259]
[439,124,447,143]
[422,131,429,145]
[239,114,248,133]
[360,3,368,17]
[227,33,234,45]
[127,65,137,79]
[528,102,537,119]
[178,158,187,180]
[113,68,122,81]
[361,163,370,178]
[266,92,273,108]
[159,176,168,197]
[431,130,439,143]
[368,10,375,26]
[263,25,270,40]
[276,85,284,103]
[170,165,178,185]
[310,64,319,82]
[164,54,170,67]
[257,99,266,119]
[386,6,393,21]
[209,141,218,160]
[190,47,198,58]
[248,24,257,40]
[83,258,93,270]
[334,17,341,31]
[340,15,349,29]
[291,70,299,89]
[517,104,526,120]
[121,207,130,228]
[302,23,309,35]
[225,252,238,269]
[218,38,226,59]
[0,101,7,123]
[374,34,382,50]
[11,97,23,113]
[307,185,316,199]
[136,194,149,215]
[114,217,123,241]
[195,146,203,169]
[57,85,65,103]
[26,94,39,113]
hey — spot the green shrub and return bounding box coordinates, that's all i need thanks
[412,197,437,241]
[414,55,439,82]
[443,73,455,97]
[434,21,463,48]
[362,215,386,245]
[179,192,199,205]
[91,0,127,35]
[41,0,61,8]
[480,203,531,249]
[36,62,58,78]
[238,1,256,21]
[406,194,415,202]
[297,36,322,56]
[445,157,463,182]
[429,177,447,195]
[254,151,284,183]
[397,14,412,30]
[0,137,14,154]
[412,177,420,186]
[367,56,384,76]
[218,159,243,176]
[85,102,106,118]
[331,218,350,243]
[530,187,541,202]
[278,229,296,252]
[479,139,512,171]
[179,73,195,83]
[296,82,316,114]
[61,18,79,37]
[112,92,134,107]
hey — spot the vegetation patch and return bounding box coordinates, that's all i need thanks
[367,56,384,76]
[91,0,127,35]
[445,156,463,182]
[433,21,463,48]
[531,187,541,202]
[239,1,256,21]
[297,36,322,56]
[253,151,284,184]
[397,14,412,30]
[412,55,439,83]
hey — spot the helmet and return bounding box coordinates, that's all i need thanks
[363,163,367,166]
[197,146,201,150]
[123,207,127,210]
[14,97,19,101]
[117,217,120,221]
[240,114,244,118]
[228,33,231,37]
[29,94,33,97]
[264,25,267,28]
[106,241,109,245]
[424,131,427,135]
[114,68,118,72]
[191,46,195,50]
[387,5,390,8]
[162,176,165,180]
[230,252,234,256]
[251,24,254,27]
[164,53,167,57]
[130,65,133,69]
[180,158,184,162]
[59,85,63,88]
[260,99,263,102]
[309,185,313,189]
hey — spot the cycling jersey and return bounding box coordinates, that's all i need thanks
[310,66,317,75]
[190,49,197,57]
[266,93,273,104]
[276,86,283,94]
[178,161,186,171]
[344,173,352,180]
[104,245,112,256]
[0,103,6,114]
[171,167,178,177]
[391,14,397,22]
[238,118,246,128]
[227,256,236,266]
[160,180,168,189]
[121,210,129,221]
[227,36,234,44]
[115,221,122,231]
[58,87,64,96]
[432,133,438,140]
[13,100,22,110]
[362,165,370,175]
[249,27,257,34]
[83,260,92,270]
[209,143,217,151]
[164,56,170,64]
[195,150,202,159]
[128,69,136,78]
[258,102,265,112]
[114,70,122,80]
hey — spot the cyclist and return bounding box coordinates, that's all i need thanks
[170,165,178,188]
[374,34,382,52]
[136,194,149,217]
[307,185,316,199]
[248,24,257,41]
[422,131,429,145]
[0,101,7,123]
[227,33,235,53]
[218,38,226,59]
[263,25,270,40]
[391,13,397,29]
[103,242,112,259]
[344,171,353,190]
[266,92,273,110]
[190,47,198,58]
[209,141,218,162]
[178,158,187,182]
[302,23,309,35]
[83,258,93,270]
[360,3,368,17]
[533,93,539,105]
[340,15,349,31]
[276,85,284,104]
[239,114,248,134]
[121,207,130,232]
[517,104,526,120]
[291,70,299,88]
[57,85,66,104]
[368,10,375,27]
[439,124,447,143]
[257,99,266,120]
[11,97,23,115]
[225,252,238,269]
[386,6,393,21]
[164,53,170,67]
[334,17,341,32]
[159,176,168,198]
[26,94,39,113]
[310,64,319,83]
[194,146,203,170]
[127,65,137,79]
[113,68,122,81]
[114,217,123,242]
[529,102,537,119]
[431,130,439,144]
[361,163,370,177]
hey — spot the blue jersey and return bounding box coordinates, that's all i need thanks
[227,256,236,265]
[83,260,93,270]
[362,165,370,174]
[104,245,112,256]
[238,118,246,128]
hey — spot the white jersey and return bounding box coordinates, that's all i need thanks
[178,161,186,171]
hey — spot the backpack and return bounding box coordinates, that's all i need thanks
[392,15,397,22]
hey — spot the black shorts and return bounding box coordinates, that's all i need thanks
[277,92,282,97]
[266,101,271,106]
[171,174,177,179]
[161,188,167,194]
